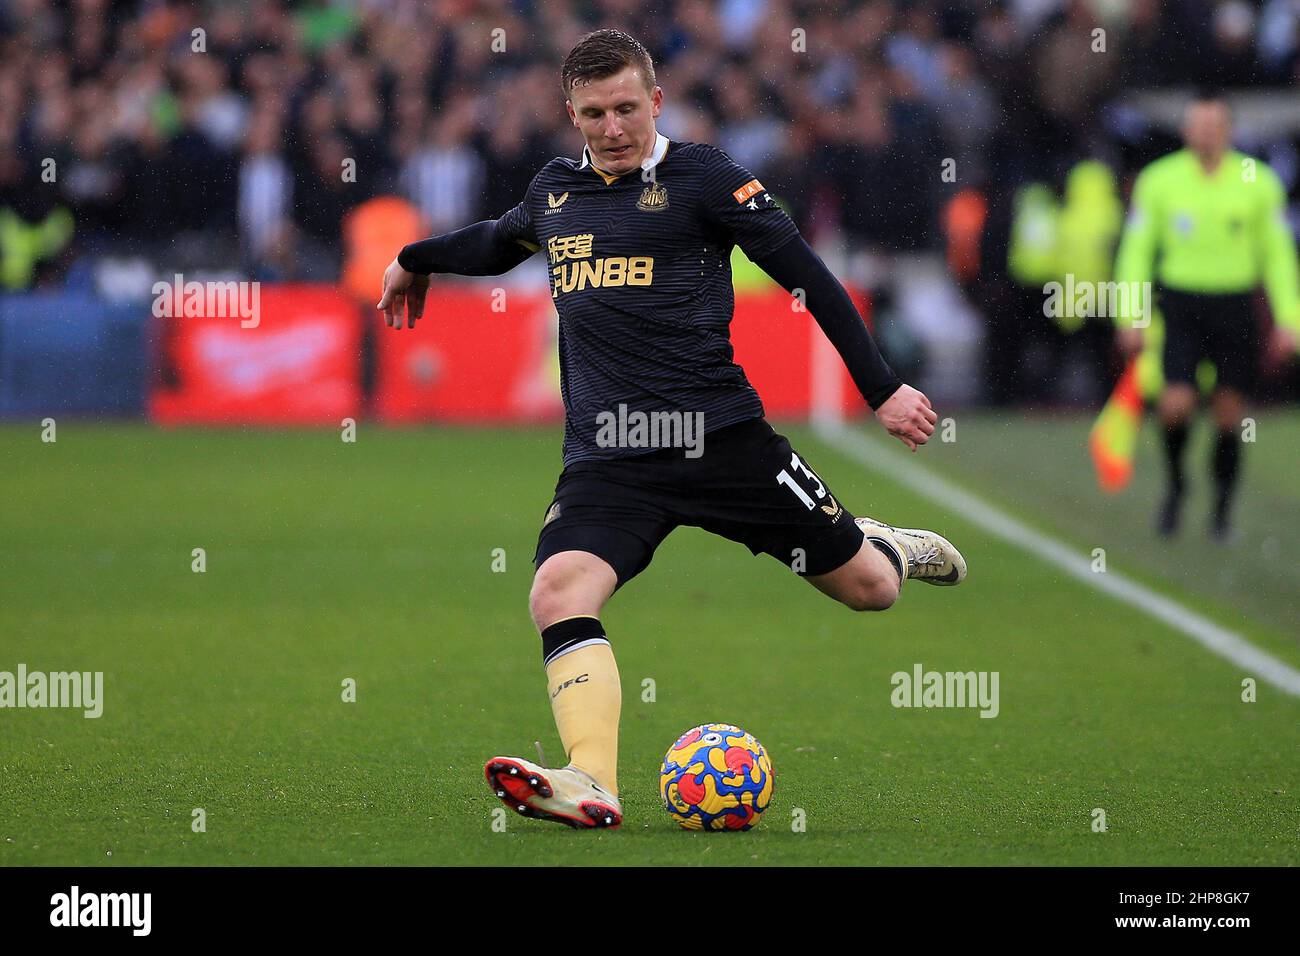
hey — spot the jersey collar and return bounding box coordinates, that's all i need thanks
[579,132,670,184]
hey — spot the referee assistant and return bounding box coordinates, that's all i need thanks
[1113,91,1300,539]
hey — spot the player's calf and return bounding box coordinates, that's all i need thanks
[807,538,901,611]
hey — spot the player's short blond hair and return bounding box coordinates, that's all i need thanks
[560,29,656,100]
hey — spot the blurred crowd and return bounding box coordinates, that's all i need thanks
[1,0,1299,402]
[3,0,1299,271]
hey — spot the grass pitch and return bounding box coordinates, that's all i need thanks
[1,416,1297,866]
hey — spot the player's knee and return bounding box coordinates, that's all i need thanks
[528,569,570,632]
[1213,410,1241,433]
[1159,386,1196,424]
[528,552,614,632]
[842,575,898,612]
[1211,392,1244,431]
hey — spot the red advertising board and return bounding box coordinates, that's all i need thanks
[729,286,870,417]
[150,285,362,425]
[374,286,562,423]
[148,282,870,425]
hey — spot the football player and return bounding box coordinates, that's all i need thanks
[378,30,967,829]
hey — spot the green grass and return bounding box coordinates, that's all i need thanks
[0,420,1296,866]
[915,409,1300,644]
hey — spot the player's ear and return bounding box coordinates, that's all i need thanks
[651,86,663,116]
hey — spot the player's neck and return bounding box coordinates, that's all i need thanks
[589,132,659,179]
[1193,150,1226,175]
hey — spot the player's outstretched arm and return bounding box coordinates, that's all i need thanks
[754,235,937,451]
[377,214,540,329]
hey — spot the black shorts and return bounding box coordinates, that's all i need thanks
[533,417,865,589]
[1158,287,1260,392]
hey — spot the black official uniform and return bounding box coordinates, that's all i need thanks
[399,134,903,588]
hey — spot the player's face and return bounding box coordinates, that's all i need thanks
[1183,102,1232,159]
[566,66,662,176]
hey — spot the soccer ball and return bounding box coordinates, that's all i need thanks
[659,723,774,831]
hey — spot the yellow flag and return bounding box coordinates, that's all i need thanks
[1089,359,1143,493]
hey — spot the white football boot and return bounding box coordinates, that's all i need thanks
[856,516,967,586]
[484,756,622,829]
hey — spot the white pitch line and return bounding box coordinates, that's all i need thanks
[814,422,1300,698]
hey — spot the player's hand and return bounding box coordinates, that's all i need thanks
[1117,326,1144,358]
[1266,325,1297,365]
[874,384,937,452]
[377,257,429,330]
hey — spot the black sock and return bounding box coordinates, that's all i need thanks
[867,538,904,584]
[1163,422,1190,498]
[1212,428,1241,519]
[540,616,608,667]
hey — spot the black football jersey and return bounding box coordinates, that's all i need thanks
[496,135,800,465]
